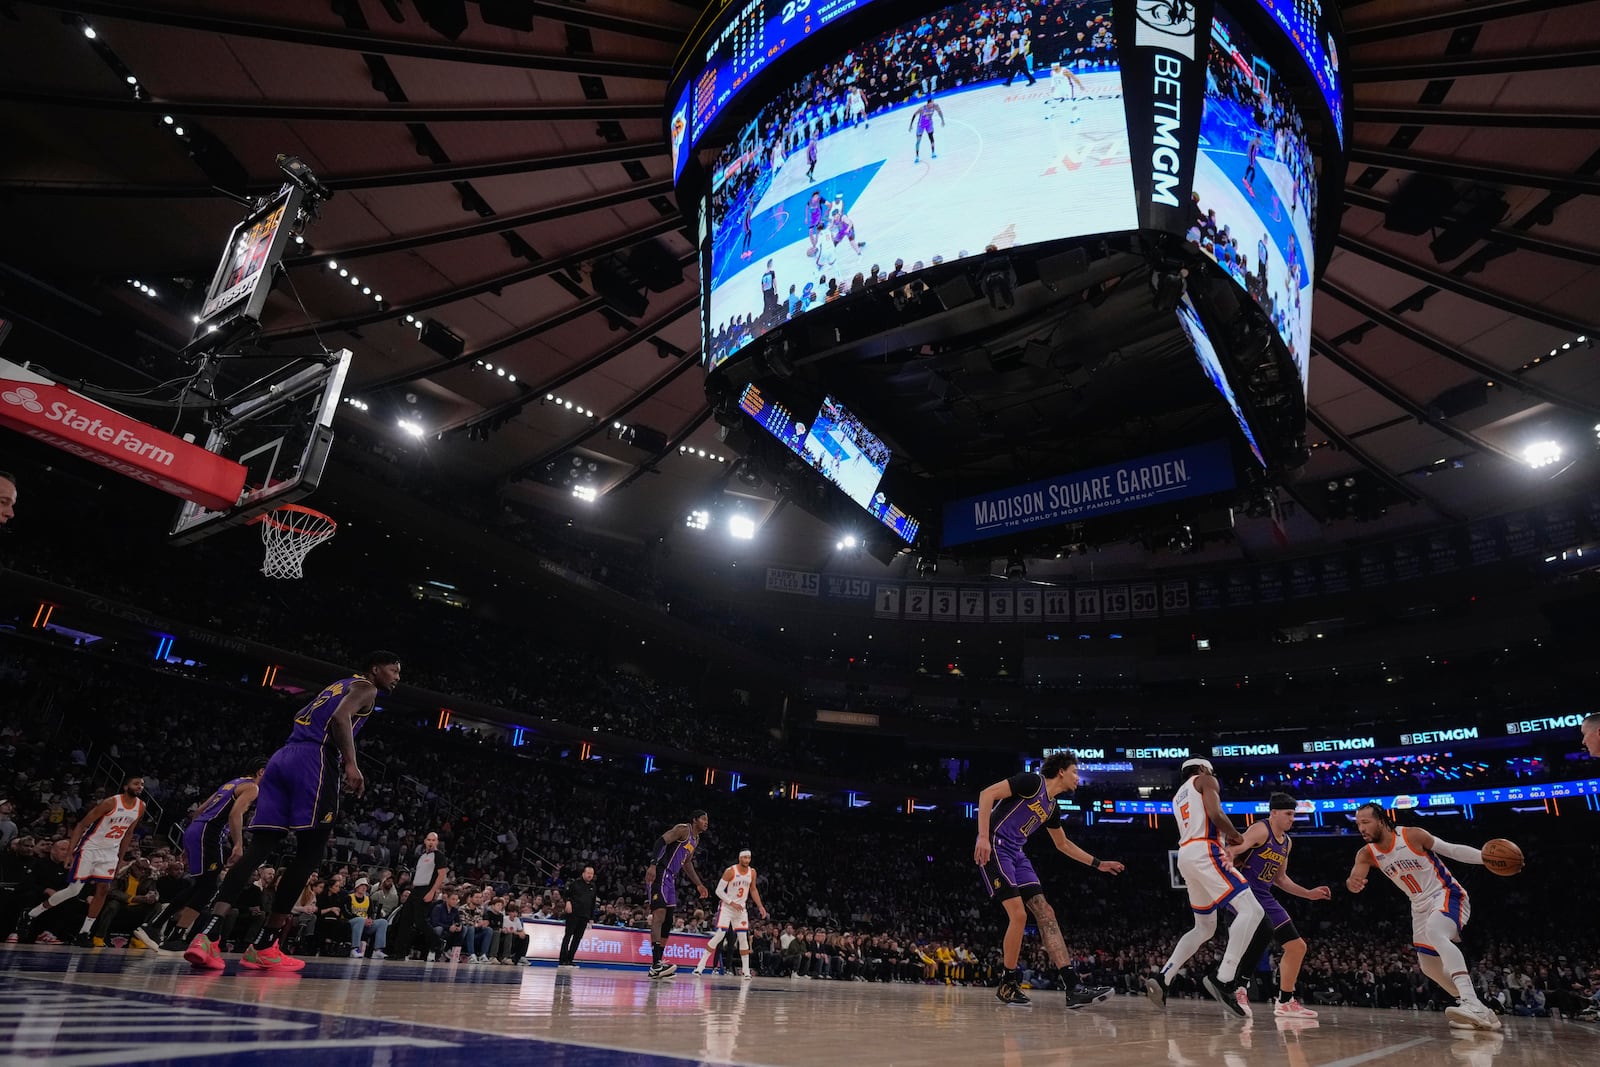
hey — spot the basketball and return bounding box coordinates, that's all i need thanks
[1481,838,1524,876]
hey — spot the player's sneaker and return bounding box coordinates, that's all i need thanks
[133,926,164,952]
[1274,997,1317,1018]
[996,980,1031,1006]
[1204,974,1251,1018]
[1445,1002,1502,1032]
[13,912,35,944]
[1066,984,1114,1009]
[241,940,305,972]
[372,950,387,960]
[1144,974,1168,1009]
[184,933,225,972]
[71,932,93,948]
[741,971,752,980]
[648,964,667,979]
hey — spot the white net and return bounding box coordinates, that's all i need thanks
[255,504,337,580]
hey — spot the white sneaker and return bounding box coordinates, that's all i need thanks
[350,948,364,958]
[742,971,753,980]
[1445,1002,1502,1032]
[692,967,705,976]
[372,950,387,960]
[133,927,165,952]
[1274,997,1317,1018]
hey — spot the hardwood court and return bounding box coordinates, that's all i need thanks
[2,946,1592,1066]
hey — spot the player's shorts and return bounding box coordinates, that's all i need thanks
[1177,840,1249,913]
[182,819,227,877]
[649,870,678,910]
[1411,890,1471,956]
[1246,881,1293,930]
[250,742,340,832]
[71,842,119,884]
[979,842,1042,902]
[716,904,749,931]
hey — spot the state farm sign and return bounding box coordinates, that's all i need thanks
[1,358,247,511]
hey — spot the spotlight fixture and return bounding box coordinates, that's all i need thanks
[1522,440,1562,469]
[728,513,757,540]
[685,509,711,531]
[396,419,425,439]
[572,485,598,503]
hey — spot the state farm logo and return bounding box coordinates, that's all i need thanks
[2,385,44,413]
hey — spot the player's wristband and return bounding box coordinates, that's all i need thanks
[1089,857,1101,869]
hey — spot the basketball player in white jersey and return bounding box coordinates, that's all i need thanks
[1145,758,1266,1018]
[693,849,767,978]
[16,776,145,947]
[1346,802,1501,1031]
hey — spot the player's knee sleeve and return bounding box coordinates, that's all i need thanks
[737,932,749,952]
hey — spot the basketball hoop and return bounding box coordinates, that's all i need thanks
[252,503,337,579]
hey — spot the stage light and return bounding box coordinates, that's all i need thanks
[686,509,710,530]
[572,485,597,503]
[191,314,201,324]
[1523,440,1562,469]
[339,268,349,278]
[362,286,371,295]
[729,514,757,540]
[508,374,516,382]
[564,400,573,409]
[350,276,360,286]
[174,127,184,136]
[125,75,136,84]
[373,293,382,302]
[397,419,425,439]
[546,393,554,401]
[162,115,173,125]
[83,25,97,38]
[497,368,506,377]
[327,260,338,270]
[404,314,416,324]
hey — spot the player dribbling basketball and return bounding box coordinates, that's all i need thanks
[1346,803,1502,1031]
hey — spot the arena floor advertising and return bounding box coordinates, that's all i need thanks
[3,946,1593,1066]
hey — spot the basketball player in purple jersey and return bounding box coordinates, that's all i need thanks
[644,810,709,978]
[136,758,266,950]
[974,751,1125,1007]
[184,651,400,972]
[1226,793,1330,1018]
[805,191,827,258]
[908,94,945,163]
[1243,131,1261,189]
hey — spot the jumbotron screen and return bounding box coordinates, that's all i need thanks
[1175,294,1266,467]
[1190,4,1318,398]
[705,0,1135,369]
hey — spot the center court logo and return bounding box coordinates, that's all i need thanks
[2,386,44,413]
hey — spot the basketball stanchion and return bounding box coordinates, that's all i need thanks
[251,503,337,579]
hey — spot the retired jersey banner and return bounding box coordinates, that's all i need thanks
[942,441,1235,546]
[764,567,819,596]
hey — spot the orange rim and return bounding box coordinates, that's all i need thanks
[249,503,338,534]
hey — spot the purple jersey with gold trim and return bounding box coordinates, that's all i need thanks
[1238,824,1290,885]
[663,830,698,880]
[988,773,1061,848]
[189,776,253,827]
[287,675,372,747]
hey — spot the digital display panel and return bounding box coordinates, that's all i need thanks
[1190,5,1316,399]
[198,187,291,323]
[1112,776,1600,815]
[683,0,885,169]
[803,394,890,509]
[740,383,920,542]
[1250,0,1343,146]
[670,82,692,184]
[1175,294,1266,466]
[706,0,1135,369]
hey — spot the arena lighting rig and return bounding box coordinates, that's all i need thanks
[668,0,1346,564]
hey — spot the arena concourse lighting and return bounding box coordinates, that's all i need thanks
[572,485,598,503]
[728,513,757,540]
[685,508,710,530]
[395,418,425,439]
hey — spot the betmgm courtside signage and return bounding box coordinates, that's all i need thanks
[1116,0,1215,233]
[942,440,1234,547]
[0,357,246,510]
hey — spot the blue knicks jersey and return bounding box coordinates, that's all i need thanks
[189,776,252,827]
[288,675,372,746]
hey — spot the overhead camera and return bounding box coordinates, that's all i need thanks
[276,154,333,202]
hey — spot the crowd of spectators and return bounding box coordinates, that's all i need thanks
[4,635,1598,1023]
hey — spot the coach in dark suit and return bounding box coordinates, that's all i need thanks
[558,865,597,967]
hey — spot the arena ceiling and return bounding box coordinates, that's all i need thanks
[0,0,1596,576]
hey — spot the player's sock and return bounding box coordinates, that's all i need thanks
[1278,988,1296,1004]
[197,912,224,940]
[254,923,282,950]
[1055,967,1079,991]
[26,904,46,919]
[79,917,95,935]
[652,942,665,966]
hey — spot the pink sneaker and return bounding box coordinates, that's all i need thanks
[1236,986,1254,1017]
[1274,997,1317,1018]
[184,934,225,972]
[241,940,305,972]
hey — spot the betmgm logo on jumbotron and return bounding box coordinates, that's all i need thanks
[1134,0,1199,208]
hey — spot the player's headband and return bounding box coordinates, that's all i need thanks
[1181,758,1215,774]
[739,849,752,859]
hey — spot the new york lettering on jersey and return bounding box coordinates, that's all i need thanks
[1370,828,1462,901]
[288,676,372,744]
